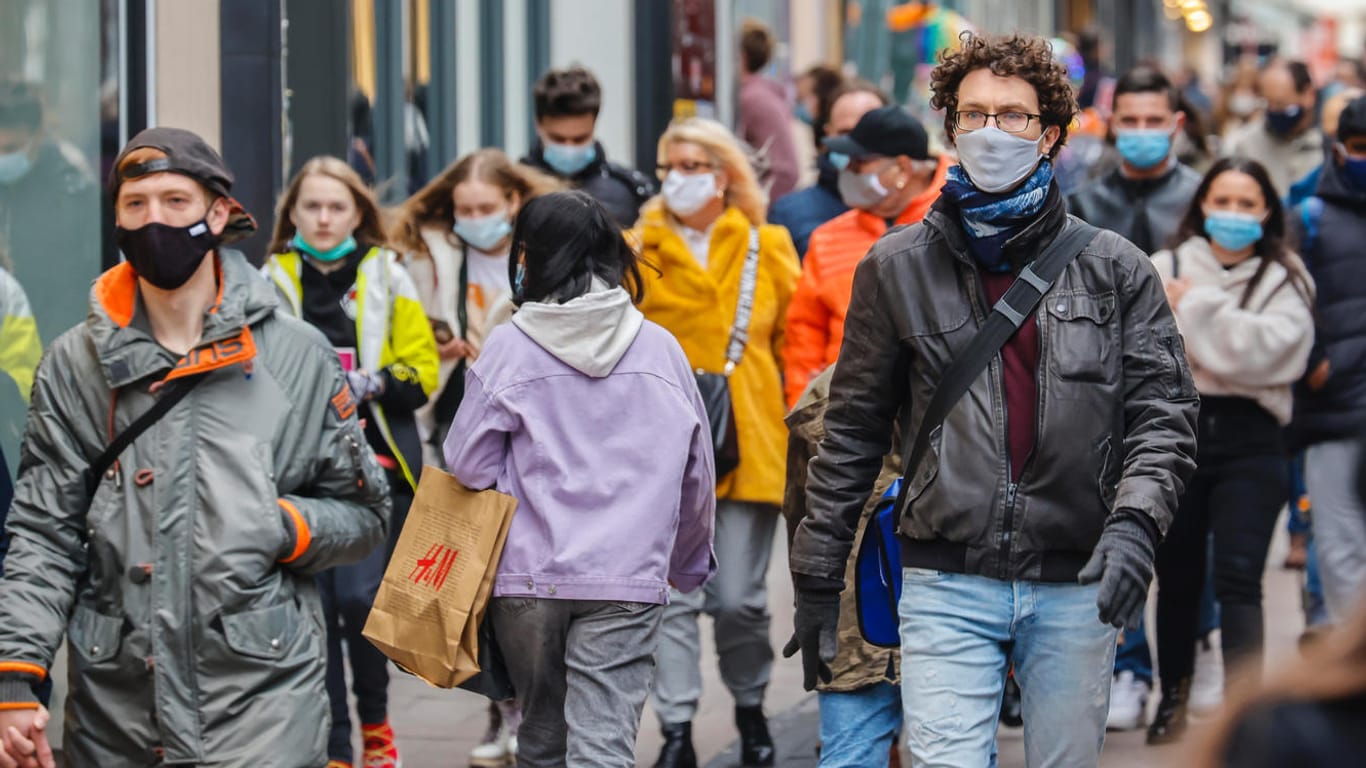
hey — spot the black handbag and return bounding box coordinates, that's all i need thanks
[695,229,760,479]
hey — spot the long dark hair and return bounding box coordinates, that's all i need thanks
[1170,156,1311,309]
[508,190,646,305]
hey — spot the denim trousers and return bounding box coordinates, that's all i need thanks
[491,597,663,768]
[898,568,1116,768]
[818,681,901,768]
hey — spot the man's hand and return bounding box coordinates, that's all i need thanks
[0,706,55,768]
[1307,359,1331,391]
[781,589,841,691]
[1078,512,1157,631]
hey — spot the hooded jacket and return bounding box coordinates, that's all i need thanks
[791,191,1199,584]
[444,284,717,603]
[633,205,801,506]
[1153,236,1315,425]
[0,250,391,766]
[1291,158,1366,444]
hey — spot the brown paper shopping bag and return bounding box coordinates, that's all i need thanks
[362,467,516,688]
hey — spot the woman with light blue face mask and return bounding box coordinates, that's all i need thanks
[1145,156,1316,745]
[388,147,562,766]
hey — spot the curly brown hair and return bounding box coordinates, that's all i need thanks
[930,32,1077,159]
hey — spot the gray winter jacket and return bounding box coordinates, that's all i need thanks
[791,193,1199,584]
[0,250,391,766]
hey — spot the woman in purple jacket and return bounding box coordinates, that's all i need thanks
[443,190,717,767]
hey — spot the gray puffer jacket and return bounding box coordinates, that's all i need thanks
[0,250,391,767]
[791,193,1199,584]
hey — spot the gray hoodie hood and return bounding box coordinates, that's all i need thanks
[512,281,644,378]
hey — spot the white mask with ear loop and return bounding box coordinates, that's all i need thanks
[954,126,1049,193]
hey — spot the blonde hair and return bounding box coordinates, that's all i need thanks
[268,156,389,255]
[390,148,563,258]
[648,117,767,226]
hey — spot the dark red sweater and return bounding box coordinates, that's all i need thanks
[982,272,1038,482]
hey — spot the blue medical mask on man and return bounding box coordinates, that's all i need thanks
[542,141,597,177]
[1265,105,1304,137]
[0,149,32,185]
[1114,128,1173,170]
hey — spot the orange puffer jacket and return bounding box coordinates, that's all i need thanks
[782,156,949,406]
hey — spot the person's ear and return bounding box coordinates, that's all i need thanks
[714,168,730,198]
[1173,111,1187,136]
[1039,124,1062,155]
[207,197,231,236]
[893,156,914,189]
[507,190,523,216]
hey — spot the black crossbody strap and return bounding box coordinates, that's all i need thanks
[83,374,207,499]
[893,222,1100,522]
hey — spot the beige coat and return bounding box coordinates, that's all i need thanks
[1152,236,1316,424]
[1221,120,1324,199]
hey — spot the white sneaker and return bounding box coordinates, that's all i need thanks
[468,727,515,768]
[1106,670,1151,730]
[1190,631,1224,716]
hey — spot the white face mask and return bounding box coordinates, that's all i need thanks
[954,126,1048,194]
[662,171,718,217]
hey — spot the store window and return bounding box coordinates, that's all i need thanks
[0,0,117,473]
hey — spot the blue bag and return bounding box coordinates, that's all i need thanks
[854,479,903,648]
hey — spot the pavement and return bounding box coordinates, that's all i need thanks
[377,517,1306,767]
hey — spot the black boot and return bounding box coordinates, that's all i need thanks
[999,675,1023,728]
[654,722,697,768]
[1146,677,1191,745]
[736,706,776,767]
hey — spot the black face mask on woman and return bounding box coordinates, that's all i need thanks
[114,219,218,290]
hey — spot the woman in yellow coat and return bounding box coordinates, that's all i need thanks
[634,117,799,766]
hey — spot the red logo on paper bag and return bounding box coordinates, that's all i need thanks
[409,543,458,589]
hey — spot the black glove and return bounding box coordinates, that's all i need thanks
[1078,510,1158,630]
[781,587,841,691]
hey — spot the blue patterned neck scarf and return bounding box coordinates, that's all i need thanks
[940,160,1055,272]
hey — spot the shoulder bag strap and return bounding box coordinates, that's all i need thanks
[83,373,208,500]
[894,221,1100,522]
[722,228,762,374]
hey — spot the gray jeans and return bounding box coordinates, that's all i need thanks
[490,597,663,768]
[653,500,777,724]
[1306,437,1366,622]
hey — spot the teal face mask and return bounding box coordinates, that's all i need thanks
[0,150,32,184]
[828,151,851,171]
[542,141,597,177]
[292,233,358,262]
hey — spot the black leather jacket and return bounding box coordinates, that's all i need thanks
[1066,163,1203,253]
[791,190,1199,583]
[523,141,656,228]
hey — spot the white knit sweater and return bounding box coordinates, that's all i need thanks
[1150,236,1316,425]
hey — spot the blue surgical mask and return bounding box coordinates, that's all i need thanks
[453,211,513,252]
[292,233,358,262]
[1114,129,1172,170]
[0,150,32,184]
[795,103,815,126]
[542,141,597,177]
[1203,210,1264,252]
[828,151,851,171]
[1265,106,1304,137]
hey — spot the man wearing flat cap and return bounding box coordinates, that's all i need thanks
[0,127,391,768]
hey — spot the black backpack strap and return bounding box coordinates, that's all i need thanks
[893,221,1100,522]
[83,374,207,499]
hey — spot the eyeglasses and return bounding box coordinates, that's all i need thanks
[656,160,716,180]
[953,110,1041,133]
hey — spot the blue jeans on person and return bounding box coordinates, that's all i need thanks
[898,568,1117,767]
[1113,615,1152,685]
[818,681,901,768]
[1304,532,1330,627]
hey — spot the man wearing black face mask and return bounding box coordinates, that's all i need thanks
[0,127,391,768]
[1224,59,1323,198]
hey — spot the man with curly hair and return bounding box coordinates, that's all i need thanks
[787,32,1198,765]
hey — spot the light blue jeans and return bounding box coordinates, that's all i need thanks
[818,682,901,767]
[898,568,1117,768]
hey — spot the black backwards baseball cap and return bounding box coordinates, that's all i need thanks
[1339,95,1366,143]
[824,105,931,161]
[109,126,257,243]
